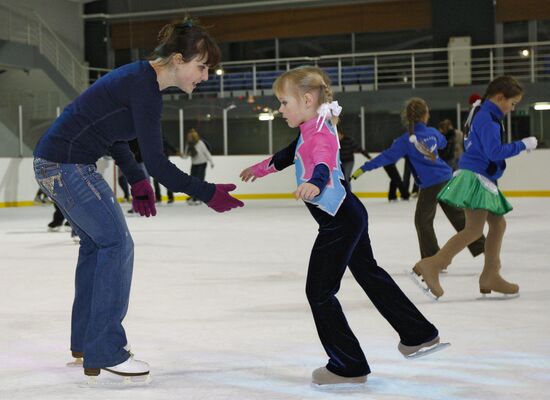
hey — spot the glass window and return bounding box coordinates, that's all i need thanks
[503,21,529,43]
[355,29,433,53]
[220,39,276,62]
[279,34,351,58]
[538,20,550,41]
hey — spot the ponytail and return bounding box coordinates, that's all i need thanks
[402,97,436,161]
[463,98,483,138]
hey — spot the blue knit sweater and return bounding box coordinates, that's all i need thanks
[34,61,215,201]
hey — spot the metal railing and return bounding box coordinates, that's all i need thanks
[83,41,550,95]
[191,41,550,96]
[0,3,88,94]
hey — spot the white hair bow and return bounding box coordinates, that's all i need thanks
[464,99,482,130]
[316,101,342,131]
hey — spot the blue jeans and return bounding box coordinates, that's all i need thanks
[34,158,133,369]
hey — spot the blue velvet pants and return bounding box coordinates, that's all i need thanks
[305,185,438,377]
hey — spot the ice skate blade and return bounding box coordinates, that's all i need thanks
[66,358,83,367]
[82,373,151,387]
[406,270,440,301]
[404,342,451,359]
[477,292,520,301]
[311,382,366,391]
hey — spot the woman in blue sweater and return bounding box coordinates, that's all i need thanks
[412,76,538,298]
[33,19,243,381]
[351,98,485,265]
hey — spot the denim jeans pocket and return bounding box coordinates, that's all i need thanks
[34,158,75,211]
[76,164,103,200]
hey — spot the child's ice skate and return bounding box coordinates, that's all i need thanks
[311,367,367,388]
[83,356,151,386]
[398,336,450,359]
[478,266,519,300]
[409,261,445,299]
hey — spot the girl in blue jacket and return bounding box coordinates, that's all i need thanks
[351,98,485,265]
[412,76,538,298]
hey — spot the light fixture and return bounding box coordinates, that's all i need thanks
[258,112,274,121]
[534,102,550,111]
[520,49,530,58]
[215,67,224,76]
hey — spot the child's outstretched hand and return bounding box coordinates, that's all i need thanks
[240,167,258,182]
[351,168,365,180]
[294,183,320,201]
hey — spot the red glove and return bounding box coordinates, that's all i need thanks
[131,179,157,217]
[207,184,244,213]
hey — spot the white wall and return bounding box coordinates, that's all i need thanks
[0,70,71,96]
[1,150,549,206]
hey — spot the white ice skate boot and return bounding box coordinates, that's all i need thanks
[84,355,150,386]
[311,367,367,388]
[398,336,450,359]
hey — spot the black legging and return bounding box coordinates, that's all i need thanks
[189,163,207,201]
[383,164,409,200]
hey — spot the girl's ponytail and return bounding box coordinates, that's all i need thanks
[402,97,436,161]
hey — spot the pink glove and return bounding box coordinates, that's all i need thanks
[207,184,244,213]
[131,179,157,217]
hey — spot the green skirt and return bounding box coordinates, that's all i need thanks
[437,170,513,215]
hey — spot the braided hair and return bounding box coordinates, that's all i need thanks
[401,97,436,161]
[273,66,339,125]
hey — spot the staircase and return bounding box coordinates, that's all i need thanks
[0,3,88,98]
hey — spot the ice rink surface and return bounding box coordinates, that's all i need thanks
[1,197,549,399]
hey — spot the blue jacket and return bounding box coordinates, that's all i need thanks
[459,100,526,182]
[359,123,452,189]
[34,61,215,201]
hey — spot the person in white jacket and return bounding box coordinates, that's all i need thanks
[185,128,214,204]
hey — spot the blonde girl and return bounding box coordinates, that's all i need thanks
[240,66,446,387]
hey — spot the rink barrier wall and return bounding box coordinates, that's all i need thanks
[1,150,549,207]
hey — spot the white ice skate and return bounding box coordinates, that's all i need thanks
[84,355,151,386]
[405,269,440,301]
[398,336,450,359]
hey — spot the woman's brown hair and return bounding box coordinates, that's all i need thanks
[150,17,221,68]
